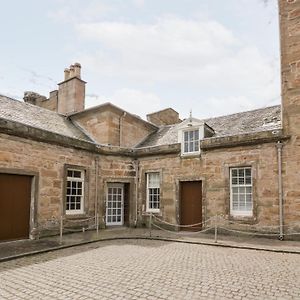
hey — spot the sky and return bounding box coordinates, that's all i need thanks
[0,0,280,120]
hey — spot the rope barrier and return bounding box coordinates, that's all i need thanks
[152,222,214,235]
[63,216,96,223]
[218,226,300,236]
[149,213,300,239]
[222,219,300,229]
[152,213,214,228]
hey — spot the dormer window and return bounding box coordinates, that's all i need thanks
[183,129,199,153]
[177,116,214,157]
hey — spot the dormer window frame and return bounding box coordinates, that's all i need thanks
[182,126,200,155]
[177,118,214,157]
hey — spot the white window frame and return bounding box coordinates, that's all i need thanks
[146,172,160,213]
[230,167,253,217]
[66,169,85,215]
[181,128,200,155]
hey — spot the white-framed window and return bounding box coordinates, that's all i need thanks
[66,169,84,215]
[183,129,200,154]
[146,172,160,212]
[230,167,252,217]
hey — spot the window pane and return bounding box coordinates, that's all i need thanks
[194,130,199,140]
[184,131,189,142]
[238,177,245,185]
[184,142,189,153]
[189,141,194,152]
[73,171,82,178]
[245,176,252,185]
[232,169,238,177]
[238,169,244,177]
[245,168,251,177]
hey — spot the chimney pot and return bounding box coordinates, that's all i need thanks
[69,65,75,77]
[64,68,70,80]
[74,62,81,78]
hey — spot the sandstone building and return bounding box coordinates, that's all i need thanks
[0,0,299,241]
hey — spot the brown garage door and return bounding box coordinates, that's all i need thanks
[0,174,32,241]
[180,181,202,231]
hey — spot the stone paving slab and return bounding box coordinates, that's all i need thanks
[0,239,299,299]
[0,228,300,263]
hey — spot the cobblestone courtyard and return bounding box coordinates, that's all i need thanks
[0,239,299,299]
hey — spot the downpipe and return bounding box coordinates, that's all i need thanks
[134,159,140,227]
[95,156,99,225]
[276,141,284,240]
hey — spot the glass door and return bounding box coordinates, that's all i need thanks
[106,184,124,226]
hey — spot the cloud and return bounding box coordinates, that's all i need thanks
[85,88,162,118]
[132,0,145,8]
[49,1,114,23]
[75,15,280,113]
[76,17,237,82]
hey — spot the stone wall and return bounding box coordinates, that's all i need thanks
[146,108,181,126]
[72,105,156,147]
[0,133,97,236]
[279,0,300,230]
[137,141,281,229]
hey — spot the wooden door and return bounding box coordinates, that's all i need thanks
[180,181,202,231]
[0,174,32,241]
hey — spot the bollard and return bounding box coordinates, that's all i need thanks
[214,216,218,243]
[59,215,63,245]
[96,213,99,235]
[149,213,152,238]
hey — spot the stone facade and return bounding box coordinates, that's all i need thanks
[279,0,300,229]
[147,108,181,126]
[0,0,299,240]
[70,103,157,147]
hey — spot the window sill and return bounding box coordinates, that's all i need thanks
[180,152,200,159]
[145,210,161,215]
[229,214,256,224]
[65,213,87,219]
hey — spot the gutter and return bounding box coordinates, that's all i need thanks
[201,130,290,150]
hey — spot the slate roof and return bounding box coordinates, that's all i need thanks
[138,105,282,148]
[0,95,92,142]
[0,94,282,148]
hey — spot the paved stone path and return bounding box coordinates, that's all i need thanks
[0,239,299,299]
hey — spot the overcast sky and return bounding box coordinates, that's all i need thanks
[0,0,280,120]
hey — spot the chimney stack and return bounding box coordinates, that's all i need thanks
[57,63,86,115]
